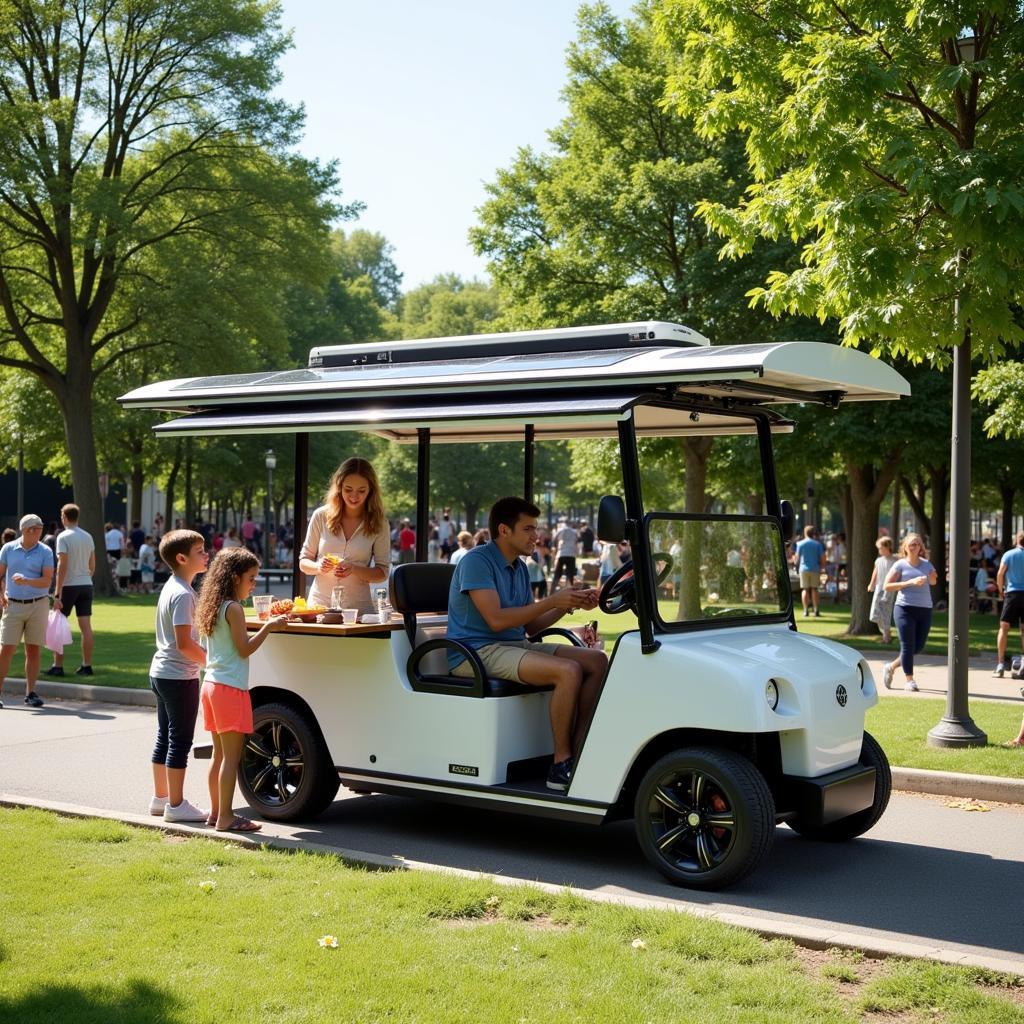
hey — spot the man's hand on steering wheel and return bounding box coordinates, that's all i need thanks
[598,552,674,615]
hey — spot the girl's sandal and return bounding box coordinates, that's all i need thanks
[216,816,263,833]
[1003,739,1023,748]
[206,815,218,827]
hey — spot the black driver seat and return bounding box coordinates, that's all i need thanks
[389,562,581,698]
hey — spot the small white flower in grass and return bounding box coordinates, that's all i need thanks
[199,880,217,893]
[631,938,646,950]
[511,945,520,953]
[208,865,219,872]
[318,935,339,949]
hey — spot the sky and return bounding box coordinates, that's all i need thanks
[276,0,636,290]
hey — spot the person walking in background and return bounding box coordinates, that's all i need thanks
[148,529,210,823]
[105,521,124,565]
[994,531,1024,678]
[867,536,898,644]
[449,531,474,567]
[881,533,938,692]
[438,509,456,560]
[398,519,416,564]
[0,514,54,709]
[793,525,826,617]
[195,547,288,832]
[550,518,578,591]
[138,534,157,595]
[47,504,97,677]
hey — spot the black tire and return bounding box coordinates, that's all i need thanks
[238,701,340,822]
[634,747,775,890]
[787,731,892,841]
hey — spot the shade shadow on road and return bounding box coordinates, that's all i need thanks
[284,793,1023,958]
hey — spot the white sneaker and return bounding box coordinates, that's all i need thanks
[148,796,168,816]
[904,680,919,692]
[882,663,894,689]
[163,799,208,823]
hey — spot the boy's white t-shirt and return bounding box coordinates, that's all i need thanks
[150,575,200,679]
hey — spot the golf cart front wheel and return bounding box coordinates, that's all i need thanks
[238,702,339,821]
[634,747,775,890]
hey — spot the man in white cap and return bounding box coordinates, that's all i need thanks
[0,514,54,708]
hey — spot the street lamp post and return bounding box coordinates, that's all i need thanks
[264,449,276,562]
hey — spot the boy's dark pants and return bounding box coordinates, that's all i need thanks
[150,676,200,769]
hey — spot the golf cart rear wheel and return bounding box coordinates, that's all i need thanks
[787,731,891,841]
[238,702,339,821]
[634,747,775,890]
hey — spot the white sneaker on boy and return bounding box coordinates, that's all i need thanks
[163,799,209,823]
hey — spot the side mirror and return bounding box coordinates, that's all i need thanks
[598,495,626,543]
[779,499,795,542]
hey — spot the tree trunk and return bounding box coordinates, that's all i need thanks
[891,476,901,538]
[164,441,182,530]
[184,440,194,525]
[130,443,144,527]
[846,453,903,634]
[464,503,479,533]
[675,437,713,620]
[1000,482,1015,554]
[928,465,949,602]
[901,475,930,544]
[62,383,117,596]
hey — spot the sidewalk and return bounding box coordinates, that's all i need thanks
[858,650,1024,703]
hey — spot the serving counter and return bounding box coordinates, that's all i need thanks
[245,615,405,638]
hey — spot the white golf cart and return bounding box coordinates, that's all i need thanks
[121,322,909,889]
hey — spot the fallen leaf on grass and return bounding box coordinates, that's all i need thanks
[943,798,990,812]
[631,939,647,950]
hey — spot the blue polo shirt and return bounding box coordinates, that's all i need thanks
[795,537,824,573]
[447,542,532,669]
[1001,546,1024,593]
[0,539,54,600]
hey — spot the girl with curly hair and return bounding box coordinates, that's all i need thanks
[298,457,391,614]
[195,547,288,832]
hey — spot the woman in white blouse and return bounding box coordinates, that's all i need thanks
[299,458,391,613]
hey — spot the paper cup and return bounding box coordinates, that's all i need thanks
[341,608,359,624]
[252,595,273,621]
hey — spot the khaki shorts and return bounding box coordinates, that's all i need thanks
[800,571,821,591]
[451,640,564,682]
[0,597,49,646]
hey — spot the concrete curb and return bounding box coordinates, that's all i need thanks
[1,792,1019,977]
[891,767,1024,804]
[1,676,156,706]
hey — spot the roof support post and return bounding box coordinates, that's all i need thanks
[292,432,309,600]
[755,413,794,628]
[524,423,535,503]
[618,416,659,654]
[416,427,430,562]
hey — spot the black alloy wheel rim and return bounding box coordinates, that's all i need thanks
[645,768,737,874]
[242,720,305,806]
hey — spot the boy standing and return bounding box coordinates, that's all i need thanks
[794,526,826,617]
[994,531,1024,678]
[149,529,209,822]
[47,503,96,677]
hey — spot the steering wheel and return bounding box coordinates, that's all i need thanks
[599,552,674,615]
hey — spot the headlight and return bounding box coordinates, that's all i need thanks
[765,679,779,711]
[858,662,865,691]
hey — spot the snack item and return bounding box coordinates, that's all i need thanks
[269,598,294,616]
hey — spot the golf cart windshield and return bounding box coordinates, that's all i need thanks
[648,515,790,628]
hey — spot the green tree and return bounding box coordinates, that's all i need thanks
[472,2,831,518]
[0,0,342,590]
[974,362,1024,441]
[657,2,1024,694]
[397,275,500,340]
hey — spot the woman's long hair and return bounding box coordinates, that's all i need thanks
[324,457,385,538]
[195,548,259,637]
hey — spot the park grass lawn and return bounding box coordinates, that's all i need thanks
[867,697,1024,779]
[1,808,1021,1024]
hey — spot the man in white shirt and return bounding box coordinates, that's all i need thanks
[47,503,97,677]
[550,519,578,591]
[104,522,124,564]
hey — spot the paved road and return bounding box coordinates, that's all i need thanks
[2,697,1021,971]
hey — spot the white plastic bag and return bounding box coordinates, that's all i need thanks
[45,608,72,653]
